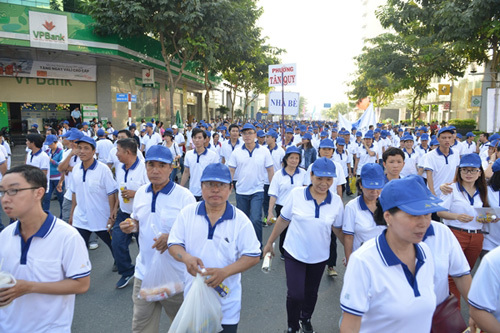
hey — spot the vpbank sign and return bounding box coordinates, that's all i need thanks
[29,11,68,50]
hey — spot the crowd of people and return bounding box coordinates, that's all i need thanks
[1,116,500,333]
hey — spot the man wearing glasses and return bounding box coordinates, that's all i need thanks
[228,123,274,246]
[0,165,91,332]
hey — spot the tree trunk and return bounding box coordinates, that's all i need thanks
[204,65,211,121]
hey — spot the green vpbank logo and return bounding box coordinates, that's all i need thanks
[29,11,68,50]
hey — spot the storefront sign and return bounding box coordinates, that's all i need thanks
[0,58,96,81]
[142,69,155,87]
[268,91,300,115]
[29,11,68,50]
[82,104,98,121]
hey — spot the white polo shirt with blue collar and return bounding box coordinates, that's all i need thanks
[332,150,352,177]
[468,245,500,322]
[400,148,419,177]
[184,147,219,196]
[485,187,500,251]
[280,186,344,263]
[422,147,460,196]
[440,182,484,230]
[132,181,195,281]
[0,212,91,332]
[221,139,241,165]
[268,145,285,172]
[70,159,118,231]
[268,167,307,206]
[423,221,470,305]
[461,140,477,155]
[342,195,386,252]
[26,148,50,191]
[62,150,80,201]
[228,143,274,195]
[142,132,162,153]
[168,201,261,325]
[340,231,436,332]
[356,144,378,175]
[114,157,149,214]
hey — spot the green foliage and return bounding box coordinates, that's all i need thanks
[449,118,477,127]
[384,118,395,124]
[322,102,348,121]
[216,105,229,115]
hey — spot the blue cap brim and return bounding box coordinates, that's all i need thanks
[398,201,446,215]
[145,157,173,164]
[361,179,384,189]
[313,171,336,178]
[200,177,231,184]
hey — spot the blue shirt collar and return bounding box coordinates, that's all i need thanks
[122,157,140,171]
[31,148,42,157]
[359,194,370,211]
[422,224,435,241]
[243,143,260,151]
[436,147,453,156]
[146,180,175,195]
[269,144,278,151]
[196,148,208,157]
[376,229,426,266]
[196,200,234,221]
[305,185,332,205]
[281,167,300,177]
[80,159,98,170]
[14,212,56,239]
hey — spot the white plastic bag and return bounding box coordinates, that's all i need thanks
[168,273,223,333]
[138,250,184,302]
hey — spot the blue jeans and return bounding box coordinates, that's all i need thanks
[236,192,264,245]
[170,167,178,183]
[111,209,137,277]
[43,179,64,218]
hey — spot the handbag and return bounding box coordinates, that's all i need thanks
[431,294,467,333]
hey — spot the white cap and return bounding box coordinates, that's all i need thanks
[172,125,178,129]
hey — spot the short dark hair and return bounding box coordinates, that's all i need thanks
[228,124,239,133]
[480,132,489,139]
[373,200,400,226]
[383,147,405,163]
[5,165,47,193]
[192,127,207,139]
[26,134,44,148]
[118,129,132,138]
[282,151,301,169]
[117,138,138,155]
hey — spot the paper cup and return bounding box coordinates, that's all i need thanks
[0,272,16,309]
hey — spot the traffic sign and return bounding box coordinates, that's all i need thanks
[117,93,137,102]
[471,96,481,108]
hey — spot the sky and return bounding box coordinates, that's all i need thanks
[257,0,364,116]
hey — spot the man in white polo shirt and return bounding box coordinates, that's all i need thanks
[119,145,195,332]
[0,165,91,332]
[423,126,460,197]
[221,124,241,165]
[111,138,149,289]
[69,136,118,263]
[169,163,261,333]
[180,128,219,201]
[26,133,50,192]
[141,122,162,154]
[228,123,274,246]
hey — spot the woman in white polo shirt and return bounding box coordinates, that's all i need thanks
[264,157,344,333]
[437,153,489,303]
[267,146,307,260]
[342,163,385,265]
[340,177,445,332]
[483,159,500,257]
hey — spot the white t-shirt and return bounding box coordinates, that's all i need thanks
[342,195,386,252]
[280,186,344,263]
[70,159,118,231]
[468,245,500,322]
[132,182,195,281]
[184,148,219,196]
[340,231,436,333]
[0,213,91,332]
[168,201,260,325]
[423,221,470,304]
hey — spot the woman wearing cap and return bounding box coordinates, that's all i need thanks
[264,158,344,333]
[332,138,352,196]
[437,153,489,303]
[342,164,385,265]
[340,177,445,332]
[162,129,181,182]
[482,159,500,258]
[268,146,307,260]
[299,133,316,169]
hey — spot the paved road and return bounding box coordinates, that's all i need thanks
[2,143,472,332]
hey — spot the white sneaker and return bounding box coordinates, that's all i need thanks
[89,242,99,250]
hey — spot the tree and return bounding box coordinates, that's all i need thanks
[86,0,213,125]
[322,102,348,121]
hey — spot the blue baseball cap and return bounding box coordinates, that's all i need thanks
[285,128,293,134]
[200,163,232,184]
[437,126,454,137]
[320,131,328,137]
[430,138,439,146]
[44,134,58,145]
[266,130,278,139]
[379,177,446,215]
[60,131,71,138]
[459,153,481,168]
[146,122,154,128]
[63,120,69,124]
[285,146,301,156]
[402,135,414,142]
[82,122,89,126]
[489,133,500,141]
[145,145,173,164]
[361,163,385,189]
[336,137,346,146]
[456,133,462,139]
[374,128,381,133]
[302,132,312,140]
[466,132,476,138]
[75,136,96,148]
[242,123,256,132]
[97,129,105,136]
[257,130,266,138]
[299,125,307,132]
[356,131,362,137]
[311,157,336,178]
[319,138,335,149]
[113,130,119,137]
[32,123,38,128]
[68,130,84,141]
[163,129,174,137]
[398,128,404,132]
[421,133,429,141]
[492,159,500,173]
[129,123,137,129]
[364,131,374,139]
[205,130,211,138]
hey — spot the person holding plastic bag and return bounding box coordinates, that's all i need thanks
[120,145,195,333]
[169,163,261,333]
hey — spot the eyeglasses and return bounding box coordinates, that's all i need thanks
[460,168,480,174]
[0,187,40,197]
[241,131,256,136]
[202,182,230,189]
